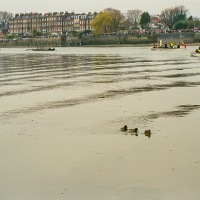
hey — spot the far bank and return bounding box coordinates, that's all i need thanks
[0,32,200,48]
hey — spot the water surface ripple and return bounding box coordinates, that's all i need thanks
[0,47,200,120]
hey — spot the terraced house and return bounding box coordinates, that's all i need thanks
[8,11,97,35]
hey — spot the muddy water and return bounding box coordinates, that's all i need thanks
[0,47,200,200]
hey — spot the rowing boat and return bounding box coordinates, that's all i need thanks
[151,46,182,51]
[151,40,186,51]
[32,47,55,51]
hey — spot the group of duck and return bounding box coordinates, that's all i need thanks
[120,125,151,138]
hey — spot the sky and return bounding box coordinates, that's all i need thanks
[1,0,200,18]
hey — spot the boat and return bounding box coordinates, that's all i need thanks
[151,40,186,51]
[31,47,56,51]
[151,46,182,51]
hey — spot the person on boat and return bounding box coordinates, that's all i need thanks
[169,42,174,48]
[153,43,157,48]
[173,44,179,48]
[195,47,200,53]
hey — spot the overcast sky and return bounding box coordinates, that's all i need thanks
[1,0,200,17]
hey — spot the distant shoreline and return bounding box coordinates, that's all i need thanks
[1,42,200,48]
[82,43,200,47]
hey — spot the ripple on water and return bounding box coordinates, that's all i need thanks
[0,47,200,120]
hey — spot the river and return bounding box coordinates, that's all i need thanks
[0,46,200,200]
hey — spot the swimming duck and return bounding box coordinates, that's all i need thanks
[128,128,138,133]
[120,125,128,132]
[144,129,151,137]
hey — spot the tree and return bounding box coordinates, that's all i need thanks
[193,17,200,29]
[121,18,131,31]
[174,20,187,29]
[104,8,125,32]
[91,12,113,35]
[186,16,200,29]
[126,9,142,28]
[160,5,188,29]
[140,12,151,29]
[0,11,13,29]
[32,28,42,37]
[188,16,193,21]
[91,8,124,35]
[186,20,194,29]
[186,16,194,29]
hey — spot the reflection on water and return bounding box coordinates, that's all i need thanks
[0,47,200,122]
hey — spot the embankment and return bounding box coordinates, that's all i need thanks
[0,32,199,47]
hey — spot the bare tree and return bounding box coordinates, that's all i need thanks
[160,6,188,29]
[126,9,142,28]
[104,8,125,32]
[0,11,13,29]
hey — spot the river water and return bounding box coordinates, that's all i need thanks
[0,46,200,200]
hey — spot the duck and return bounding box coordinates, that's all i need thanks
[120,125,128,132]
[144,129,151,137]
[128,128,138,133]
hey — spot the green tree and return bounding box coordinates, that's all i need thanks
[32,28,42,37]
[193,17,200,29]
[69,30,78,37]
[91,12,113,35]
[160,5,188,29]
[140,12,150,29]
[174,20,187,29]
[186,16,194,29]
[186,20,194,29]
[188,16,193,21]
[186,16,200,29]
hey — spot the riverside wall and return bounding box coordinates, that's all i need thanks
[0,33,199,47]
[157,32,196,44]
[81,35,156,46]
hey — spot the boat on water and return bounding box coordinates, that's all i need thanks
[31,47,56,51]
[151,40,186,51]
[151,46,182,51]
